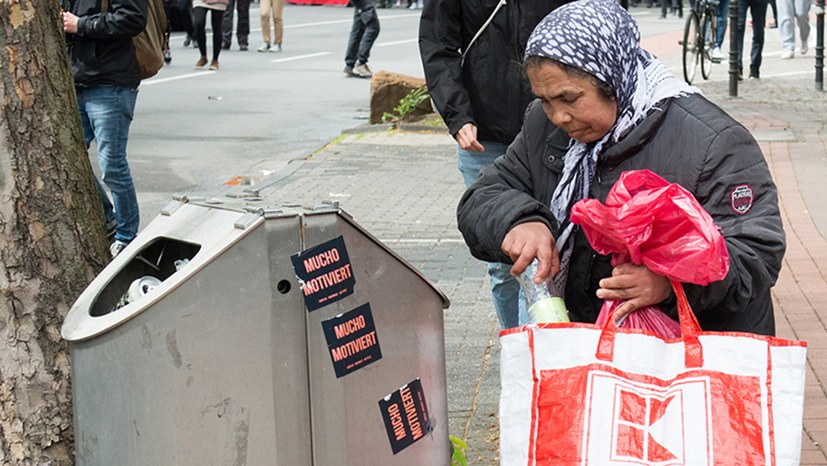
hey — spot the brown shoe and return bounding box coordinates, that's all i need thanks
[194,56,208,69]
[209,60,219,71]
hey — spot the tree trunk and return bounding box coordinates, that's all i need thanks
[0,1,111,464]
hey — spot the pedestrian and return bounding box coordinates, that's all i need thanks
[178,0,198,48]
[777,0,810,58]
[221,0,251,51]
[768,0,778,28]
[711,0,730,60]
[257,0,284,52]
[659,0,682,19]
[343,0,380,78]
[162,0,174,63]
[193,0,229,70]
[457,0,785,334]
[62,0,145,257]
[419,0,572,329]
[179,0,198,48]
[736,0,769,79]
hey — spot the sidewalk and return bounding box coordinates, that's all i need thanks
[252,24,827,466]
[690,21,827,466]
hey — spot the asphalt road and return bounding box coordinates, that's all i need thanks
[120,3,686,231]
[123,3,424,228]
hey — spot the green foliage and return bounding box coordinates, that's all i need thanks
[382,87,431,123]
[450,435,468,466]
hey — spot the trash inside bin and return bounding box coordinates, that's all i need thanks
[62,198,451,465]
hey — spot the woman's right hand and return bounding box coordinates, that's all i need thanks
[501,222,560,283]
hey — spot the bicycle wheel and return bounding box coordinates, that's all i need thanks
[700,13,715,80]
[682,13,701,84]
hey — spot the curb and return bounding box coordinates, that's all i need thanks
[341,119,449,136]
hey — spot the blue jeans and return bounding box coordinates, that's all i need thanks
[458,141,529,329]
[716,0,730,48]
[77,85,140,245]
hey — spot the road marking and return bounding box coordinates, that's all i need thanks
[376,38,418,47]
[141,71,215,86]
[284,13,419,29]
[271,51,331,63]
[284,18,354,28]
[169,12,422,38]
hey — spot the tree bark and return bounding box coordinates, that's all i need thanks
[0,1,110,464]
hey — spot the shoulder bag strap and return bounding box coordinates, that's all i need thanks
[461,0,506,67]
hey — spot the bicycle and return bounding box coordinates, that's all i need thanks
[682,0,721,84]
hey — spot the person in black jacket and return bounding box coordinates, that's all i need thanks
[63,0,146,258]
[419,0,571,329]
[457,0,785,335]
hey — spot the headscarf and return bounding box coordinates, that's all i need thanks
[524,0,699,291]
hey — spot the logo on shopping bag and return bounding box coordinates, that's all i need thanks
[291,236,355,311]
[584,372,713,465]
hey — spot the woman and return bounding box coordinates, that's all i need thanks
[457,0,785,335]
[192,0,229,70]
[256,0,284,53]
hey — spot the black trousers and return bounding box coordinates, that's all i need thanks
[221,0,251,46]
[193,6,224,60]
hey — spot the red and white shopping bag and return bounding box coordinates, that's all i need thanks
[499,282,807,465]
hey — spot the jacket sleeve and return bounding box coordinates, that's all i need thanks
[418,0,474,138]
[77,0,147,40]
[457,103,559,263]
[685,124,786,320]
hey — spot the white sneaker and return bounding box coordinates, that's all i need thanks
[711,47,723,60]
[110,241,128,258]
[257,43,270,52]
[270,43,282,53]
[800,42,809,55]
[353,63,372,78]
[780,49,794,59]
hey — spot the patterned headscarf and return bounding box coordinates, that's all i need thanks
[525,0,699,291]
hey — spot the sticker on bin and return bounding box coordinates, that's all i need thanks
[321,303,382,378]
[379,378,433,455]
[291,236,355,311]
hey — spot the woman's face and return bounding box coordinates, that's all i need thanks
[527,63,618,143]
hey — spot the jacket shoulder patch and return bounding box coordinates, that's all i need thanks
[730,184,754,215]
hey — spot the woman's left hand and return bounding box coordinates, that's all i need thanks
[596,263,672,323]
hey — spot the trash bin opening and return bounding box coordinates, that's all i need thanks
[89,236,202,317]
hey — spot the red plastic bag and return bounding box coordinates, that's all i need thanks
[570,170,730,336]
[594,300,681,338]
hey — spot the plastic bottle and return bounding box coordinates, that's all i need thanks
[518,259,570,323]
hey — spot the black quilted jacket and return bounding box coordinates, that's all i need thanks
[457,95,785,335]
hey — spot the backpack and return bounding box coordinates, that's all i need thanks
[101,0,168,79]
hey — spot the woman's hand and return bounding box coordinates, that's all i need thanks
[596,263,672,323]
[501,222,559,283]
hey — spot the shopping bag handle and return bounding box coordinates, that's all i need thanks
[596,280,704,368]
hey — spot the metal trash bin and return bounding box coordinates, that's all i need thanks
[62,198,451,465]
